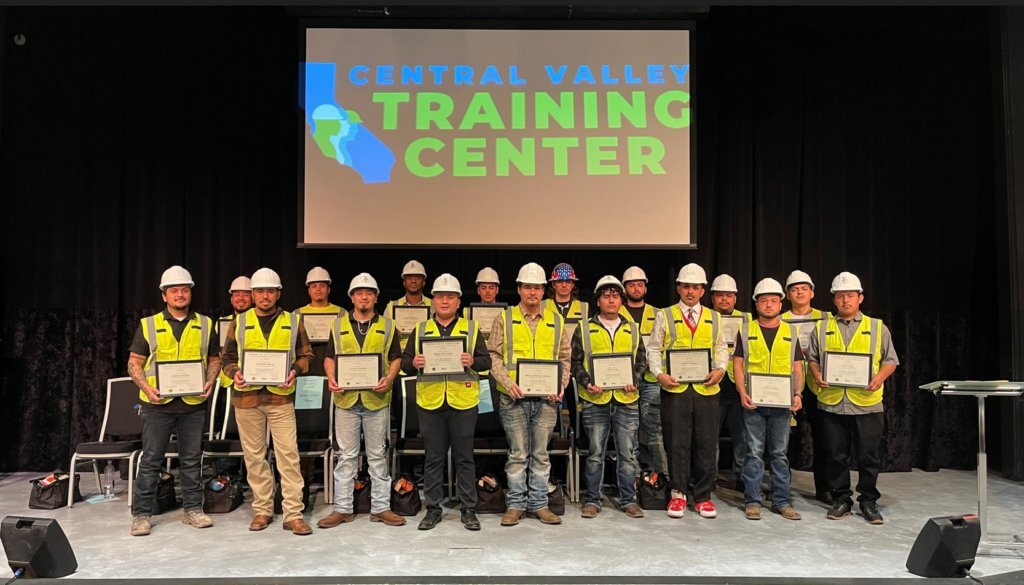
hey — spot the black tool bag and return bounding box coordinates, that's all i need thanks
[352,469,372,514]
[28,472,83,509]
[273,480,312,514]
[475,474,506,514]
[155,472,179,514]
[637,470,669,510]
[547,482,566,516]
[390,475,422,516]
[203,475,245,514]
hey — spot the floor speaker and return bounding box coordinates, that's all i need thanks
[905,514,981,578]
[1,516,78,578]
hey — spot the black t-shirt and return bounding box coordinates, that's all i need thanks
[625,305,646,324]
[129,310,218,413]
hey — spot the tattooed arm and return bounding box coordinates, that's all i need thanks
[128,353,161,402]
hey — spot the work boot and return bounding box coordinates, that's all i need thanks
[182,508,213,528]
[370,509,406,526]
[317,511,355,528]
[860,501,884,525]
[826,499,853,520]
[461,509,481,531]
[130,515,151,536]
[282,518,313,535]
[773,505,802,521]
[622,503,645,518]
[418,508,443,530]
[501,508,525,527]
[744,503,762,520]
[532,507,562,525]
[581,503,600,518]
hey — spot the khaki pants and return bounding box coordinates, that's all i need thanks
[235,402,305,521]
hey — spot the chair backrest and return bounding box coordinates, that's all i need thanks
[207,378,222,439]
[100,377,144,440]
[219,386,240,440]
[398,376,419,438]
[567,379,587,444]
[294,376,331,438]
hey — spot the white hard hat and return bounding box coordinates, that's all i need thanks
[348,272,379,295]
[431,273,462,296]
[752,277,785,300]
[676,263,708,284]
[830,271,863,293]
[515,262,547,285]
[622,266,648,283]
[305,266,331,285]
[402,260,427,277]
[250,267,283,290]
[159,265,194,291]
[786,270,815,290]
[228,276,251,294]
[475,267,500,285]
[594,275,625,294]
[710,274,738,293]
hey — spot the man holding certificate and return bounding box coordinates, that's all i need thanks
[127,266,219,536]
[385,259,432,370]
[646,263,729,520]
[618,265,668,477]
[318,273,405,529]
[220,267,315,535]
[400,274,490,531]
[709,273,752,492]
[732,278,804,521]
[806,272,899,525]
[488,262,572,527]
[293,266,345,378]
[571,276,648,519]
[214,275,254,478]
[780,269,832,504]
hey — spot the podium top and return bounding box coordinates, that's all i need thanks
[920,380,1024,397]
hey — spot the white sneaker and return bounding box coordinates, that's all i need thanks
[666,494,687,518]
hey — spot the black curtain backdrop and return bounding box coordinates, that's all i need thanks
[0,6,1007,474]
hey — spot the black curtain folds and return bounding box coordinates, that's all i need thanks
[0,7,1006,472]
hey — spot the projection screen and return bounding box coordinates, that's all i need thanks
[301,26,693,247]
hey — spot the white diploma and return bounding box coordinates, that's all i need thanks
[242,349,290,386]
[335,354,382,390]
[823,351,872,388]
[393,306,430,335]
[218,318,233,348]
[421,337,466,376]
[590,353,635,390]
[748,373,793,408]
[719,315,744,347]
[469,303,507,337]
[155,360,206,397]
[516,359,562,397]
[667,349,711,383]
[301,313,338,343]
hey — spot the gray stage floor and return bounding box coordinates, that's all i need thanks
[1,468,1023,580]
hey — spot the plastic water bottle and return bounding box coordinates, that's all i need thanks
[103,462,115,498]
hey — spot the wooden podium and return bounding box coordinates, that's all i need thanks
[920,380,1024,554]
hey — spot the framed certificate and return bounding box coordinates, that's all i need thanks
[823,351,872,388]
[218,317,233,348]
[242,349,290,386]
[421,336,467,376]
[155,360,206,397]
[469,303,508,337]
[301,313,338,343]
[748,373,793,408]
[589,352,635,390]
[336,354,383,390]
[393,305,430,335]
[719,315,744,347]
[667,348,711,383]
[515,359,562,397]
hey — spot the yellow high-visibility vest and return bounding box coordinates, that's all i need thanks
[140,312,213,405]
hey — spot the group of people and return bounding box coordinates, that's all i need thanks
[126,258,898,536]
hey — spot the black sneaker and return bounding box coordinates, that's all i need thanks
[860,501,884,525]
[826,499,853,520]
[461,509,481,531]
[418,509,443,531]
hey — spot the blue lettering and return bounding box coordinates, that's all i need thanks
[428,65,448,85]
[375,65,394,85]
[509,65,526,85]
[669,64,690,84]
[454,65,473,85]
[480,65,503,85]
[647,64,665,84]
[623,65,641,84]
[545,65,568,85]
[573,65,597,85]
[348,65,369,86]
[600,65,619,85]
[400,65,423,85]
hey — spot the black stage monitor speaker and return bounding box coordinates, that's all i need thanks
[906,514,981,578]
[1,516,78,578]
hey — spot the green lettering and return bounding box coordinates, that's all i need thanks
[405,137,445,178]
[416,93,454,130]
[541,137,579,176]
[653,90,690,129]
[627,136,666,175]
[535,92,575,130]
[511,93,526,130]
[452,138,487,177]
[496,138,536,176]
[608,91,647,129]
[585,137,619,175]
[459,93,505,130]
[372,92,410,130]
[583,92,599,130]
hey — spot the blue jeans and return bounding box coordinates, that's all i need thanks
[741,407,793,509]
[132,407,206,516]
[719,398,749,477]
[332,403,392,514]
[499,394,557,512]
[635,381,668,474]
[581,399,640,507]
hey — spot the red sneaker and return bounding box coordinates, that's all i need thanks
[666,496,687,518]
[695,500,717,518]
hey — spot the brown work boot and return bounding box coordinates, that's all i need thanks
[370,509,407,526]
[774,505,802,521]
[182,508,213,528]
[500,508,525,526]
[622,503,645,518]
[580,503,600,518]
[130,515,151,536]
[317,511,355,529]
[532,507,562,525]
[744,503,762,520]
[282,518,313,535]
[248,514,273,531]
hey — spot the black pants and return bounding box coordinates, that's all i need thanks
[803,389,830,496]
[418,404,478,512]
[820,410,883,504]
[661,389,719,501]
[132,407,206,516]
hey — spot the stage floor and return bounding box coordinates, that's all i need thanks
[1,468,1023,581]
